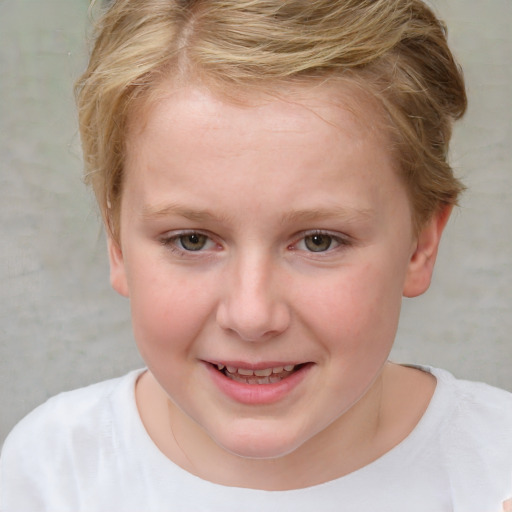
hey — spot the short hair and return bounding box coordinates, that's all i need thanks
[76,0,467,240]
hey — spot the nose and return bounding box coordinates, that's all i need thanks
[216,253,291,342]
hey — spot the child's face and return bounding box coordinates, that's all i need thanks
[109,83,438,460]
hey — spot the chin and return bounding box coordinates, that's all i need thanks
[223,440,299,461]
[212,422,311,460]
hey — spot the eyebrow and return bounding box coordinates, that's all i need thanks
[282,206,375,224]
[142,202,374,224]
[141,202,231,223]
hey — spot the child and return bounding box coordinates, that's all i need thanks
[1,0,511,510]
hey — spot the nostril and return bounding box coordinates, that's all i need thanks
[216,303,287,342]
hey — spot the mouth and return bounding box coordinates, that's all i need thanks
[211,363,306,385]
[205,361,313,404]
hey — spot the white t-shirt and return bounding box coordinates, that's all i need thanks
[1,366,511,512]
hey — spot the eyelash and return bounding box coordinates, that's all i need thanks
[160,229,352,256]
[290,230,352,255]
[160,231,219,256]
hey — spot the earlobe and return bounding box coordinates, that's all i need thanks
[403,205,452,298]
[107,237,130,298]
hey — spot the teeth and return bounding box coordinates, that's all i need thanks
[254,368,272,377]
[217,364,297,377]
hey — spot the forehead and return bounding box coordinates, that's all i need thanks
[126,79,391,153]
[124,84,392,206]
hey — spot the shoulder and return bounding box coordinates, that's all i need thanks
[0,370,144,508]
[421,366,512,445]
[430,366,512,424]
[439,368,512,456]
[3,369,142,449]
[426,367,512,502]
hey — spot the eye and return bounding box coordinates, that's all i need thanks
[303,233,334,252]
[292,231,350,254]
[161,231,217,253]
[178,233,209,251]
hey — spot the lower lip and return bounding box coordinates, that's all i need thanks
[204,363,312,405]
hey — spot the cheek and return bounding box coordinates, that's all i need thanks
[126,263,218,357]
[299,262,404,353]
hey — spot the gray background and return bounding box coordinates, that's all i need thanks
[0,0,511,446]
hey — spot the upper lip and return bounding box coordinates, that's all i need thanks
[204,360,306,370]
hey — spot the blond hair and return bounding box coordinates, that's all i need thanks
[76,0,467,239]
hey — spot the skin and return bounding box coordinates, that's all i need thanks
[108,82,450,490]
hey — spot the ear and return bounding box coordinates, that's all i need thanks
[403,205,452,298]
[107,237,130,298]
